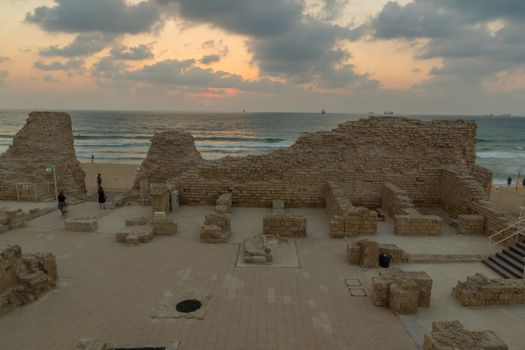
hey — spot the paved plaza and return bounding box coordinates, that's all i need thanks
[0,203,524,349]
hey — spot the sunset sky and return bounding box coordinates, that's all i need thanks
[0,0,524,114]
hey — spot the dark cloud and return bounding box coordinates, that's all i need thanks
[110,44,154,60]
[39,33,114,57]
[43,75,61,83]
[25,0,161,34]
[199,54,221,65]
[156,0,303,37]
[33,59,84,71]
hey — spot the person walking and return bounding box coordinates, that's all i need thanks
[98,186,107,209]
[91,155,94,163]
[96,173,102,189]
[507,176,512,187]
[57,190,67,215]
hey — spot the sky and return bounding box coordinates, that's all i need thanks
[0,0,524,114]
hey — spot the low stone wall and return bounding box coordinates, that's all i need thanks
[216,192,232,213]
[64,216,97,232]
[243,235,273,264]
[383,184,443,236]
[125,216,151,226]
[150,183,173,213]
[263,214,306,237]
[347,240,409,267]
[0,245,57,317]
[116,217,177,245]
[458,214,485,235]
[424,320,507,350]
[453,273,525,306]
[326,182,377,238]
[204,211,231,233]
[152,218,177,235]
[371,268,432,314]
[0,209,27,233]
[116,226,155,245]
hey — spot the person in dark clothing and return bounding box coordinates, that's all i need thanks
[57,191,67,215]
[98,187,106,209]
[522,177,525,187]
[96,173,102,189]
[507,176,512,187]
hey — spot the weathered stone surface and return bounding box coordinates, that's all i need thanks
[453,273,525,306]
[133,117,481,208]
[152,218,177,235]
[216,192,232,213]
[347,240,409,267]
[423,320,508,350]
[64,216,97,232]
[204,211,231,233]
[243,235,273,264]
[0,245,57,317]
[0,208,27,231]
[0,112,86,200]
[458,214,485,235]
[263,213,306,237]
[371,268,432,314]
[124,216,151,226]
[200,224,229,243]
[150,183,173,213]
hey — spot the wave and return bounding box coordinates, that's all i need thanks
[74,134,151,140]
[193,136,285,143]
[477,151,525,159]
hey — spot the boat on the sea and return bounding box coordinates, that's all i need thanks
[384,111,394,115]
[321,109,326,114]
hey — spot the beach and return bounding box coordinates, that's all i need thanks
[81,163,139,195]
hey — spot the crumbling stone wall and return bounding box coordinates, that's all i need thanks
[64,216,98,232]
[0,112,86,200]
[326,183,377,237]
[347,240,409,266]
[453,273,525,306]
[372,268,432,314]
[383,184,443,236]
[135,117,479,208]
[0,209,27,233]
[263,199,307,237]
[424,321,507,350]
[0,245,57,317]
[458,214,485,235]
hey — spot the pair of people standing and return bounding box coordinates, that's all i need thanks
[97,173,107,209]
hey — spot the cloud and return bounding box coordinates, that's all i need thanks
[39,33,114,57]
[0,56,10,63]
[199,54,221,65]
[25,0,161,34]
[43,75,61,83]
[33,59,84,71]
[110,44,155,60]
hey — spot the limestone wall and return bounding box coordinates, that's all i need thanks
[0,112,86,200]
[453,273,525,306]
[424,321,507,350]
[0,245,57,317]
[135,117,478,208]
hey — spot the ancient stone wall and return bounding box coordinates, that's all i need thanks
[347,240,409,266]
[453,273,525,306]
[135,117,478,208]
[474,165,493,195]
[424,321,507,350]
[440,166,488,218]
[0,112,86,200]
[0,245,57,317]
[458,214,485,235]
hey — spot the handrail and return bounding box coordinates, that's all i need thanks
[490,227,525,247]
[488,218,525,241]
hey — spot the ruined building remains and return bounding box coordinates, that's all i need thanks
[0,112,86,200]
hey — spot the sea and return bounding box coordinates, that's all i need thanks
[0,109,524,184]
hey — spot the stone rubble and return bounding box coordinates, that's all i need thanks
[0,245,57,317]
[64,216,98,232]
[0,209,27,233]
[453,273,525,306]
[263,200,307,237]
[243,235,273,264]
[423,320,507,350]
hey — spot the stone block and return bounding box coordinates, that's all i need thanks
[200,224,230,243]
[389,280,419,314]
[125,235,139,245]
[152,218,177,235]
[453,273,525,306]
[64,216,97,232]
[243,235,272,264]
[204,211,231,233]
[458,214,485,235]
[263,214,306,237]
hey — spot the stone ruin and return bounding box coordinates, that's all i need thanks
[0,245,57,317]
[453,273,525,306]
[457,214,485,235]
[200,193,232,243]
[243,235,273,264]
[423,321,507,350]
[347,239,409,267]
[0,208,27,233]
[0,111,86,201]
[263,200,307,237]
[371,268,433,314]
[150,182,174,213]
[382,183,443,236]
[64,216,98,232]
[117,215,177,246]
[76,339,180,350]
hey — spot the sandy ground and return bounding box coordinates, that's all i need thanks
[490,185,525,216]
[81,163,139,195]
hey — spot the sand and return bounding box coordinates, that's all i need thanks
[81,163,139,195]
[490,185,525,216]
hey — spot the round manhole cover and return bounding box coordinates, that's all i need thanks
[176,299,202,313]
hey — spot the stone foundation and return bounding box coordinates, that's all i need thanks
[347,240,409,266]
[200,224,230,243]
[152,218,177,235]
[383,184,443,236]
[204,211,231,233]
[326,182,377,237]
[0,245,57,317]
[371,268,432,314]
[216,192,232,213]
[458,214,485,235]
[263,214,306,237]
[124,216,151,226]
[64,216,98,232]
[423,320,507,350]
[116,226,155,245]
[243,235,273,264]
[453,273,525,306]
[0,209,27,232]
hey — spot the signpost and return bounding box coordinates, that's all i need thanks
[45,165,57,200]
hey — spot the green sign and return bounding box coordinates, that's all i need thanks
[45,166,53,173]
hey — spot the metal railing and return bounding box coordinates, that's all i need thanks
[488,218,525,247]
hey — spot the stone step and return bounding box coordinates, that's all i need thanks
[502,248,525,265]
[510,244,525,257]
[486,255,522,278]
[482,258,516,279]
[496,252,524,272]
[517,241,525,251]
